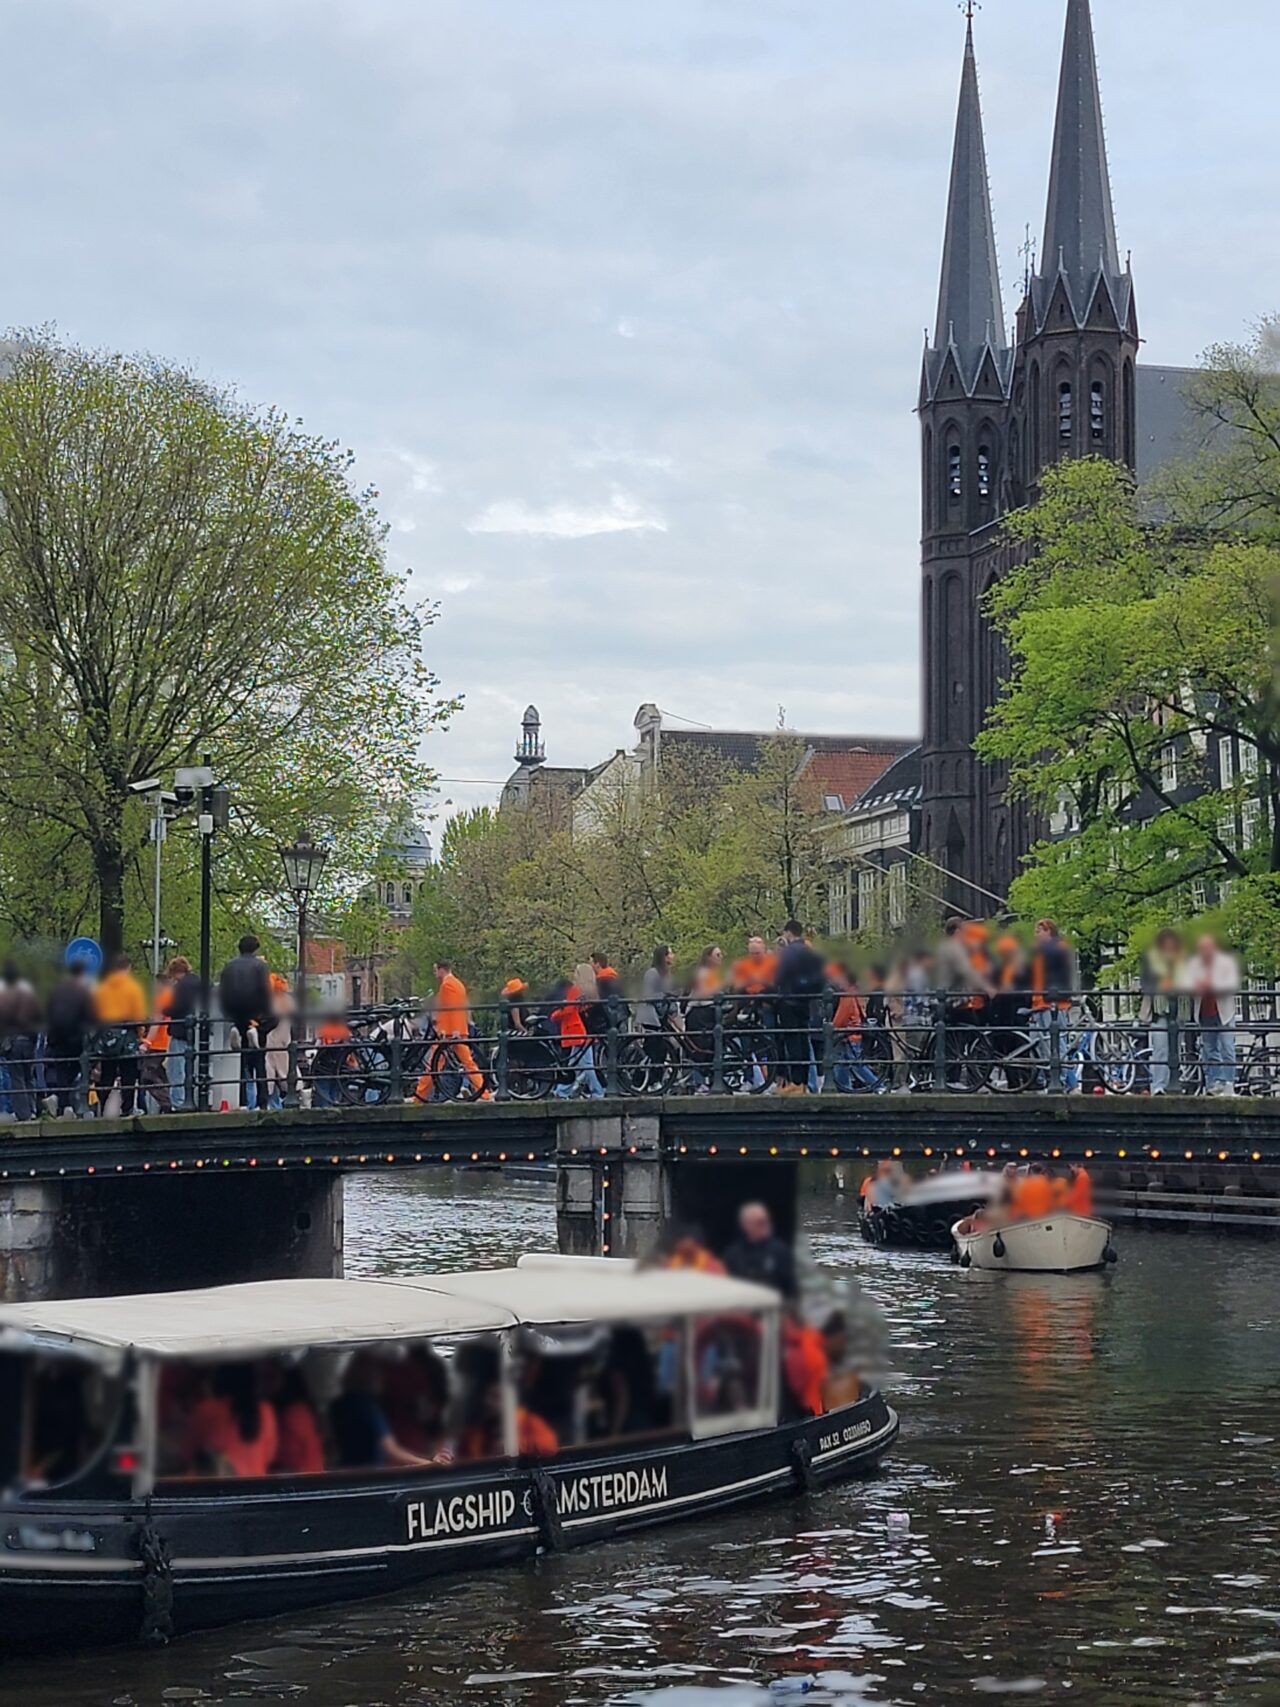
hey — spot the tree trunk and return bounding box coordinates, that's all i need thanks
[96,840,126,959]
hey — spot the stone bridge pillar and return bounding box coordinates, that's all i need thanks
[0,1171,344,1303]
[556,1112,669,1259]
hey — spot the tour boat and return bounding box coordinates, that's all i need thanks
[0,1256,897,1651]
[950,1213,1117,1274]
[860,1169,1002,1251]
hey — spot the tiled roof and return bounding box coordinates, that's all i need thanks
[659,728,914,780]
[803,747,910,812]
[851,746,923,814]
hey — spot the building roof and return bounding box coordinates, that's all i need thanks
[805,746,909,813]
[658,727,913,777]
[851,745,923,815]
[927,17,1009,400]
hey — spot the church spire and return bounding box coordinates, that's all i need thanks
[929,13,1007,394]
[1041,0,1121,303]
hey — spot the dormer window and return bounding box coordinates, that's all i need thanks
[1090,381,1105,440]
[977,445,992,500]
[948,444,962,502]
[1058,382,1073,441]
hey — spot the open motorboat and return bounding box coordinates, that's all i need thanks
[0,1254,897,1651]
[951,1213,1117,1274]
[861,1169,1002,1251]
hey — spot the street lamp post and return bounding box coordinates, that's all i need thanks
[279,832,328,1101]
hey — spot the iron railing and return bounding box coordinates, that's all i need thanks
[4,988,1279,1118]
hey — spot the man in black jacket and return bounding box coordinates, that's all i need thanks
[723,1202,797,1299]
[45,961,94,1116]
[773,920,826,1092]
[218,935,272,1111]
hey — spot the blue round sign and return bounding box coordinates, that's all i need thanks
[65,936,103,975]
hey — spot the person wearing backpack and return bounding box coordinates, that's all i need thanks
[218,935,273,1111]
[774,920,826,1094]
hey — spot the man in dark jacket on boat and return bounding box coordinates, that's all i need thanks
[724,1202,797,1299]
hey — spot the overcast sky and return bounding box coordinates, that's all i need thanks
[5,0,1276,825]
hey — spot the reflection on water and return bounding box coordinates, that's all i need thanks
[8,1170,1280,1704]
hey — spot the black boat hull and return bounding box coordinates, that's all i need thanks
[860,1200,991,1251]
[0,1391,897,1651]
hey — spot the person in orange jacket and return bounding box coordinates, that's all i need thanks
[415,961,488,1102]
[93,953,148,1116]
[782,1305,830,1420]
[551,968,604,1099]
[1067,1163,1094,1218]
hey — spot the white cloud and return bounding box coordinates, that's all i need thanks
[466,488,668,540]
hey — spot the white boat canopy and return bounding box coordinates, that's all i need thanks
[0,1278,515,1363]
[425,1256,780,1326]
[0,1257,780,1363]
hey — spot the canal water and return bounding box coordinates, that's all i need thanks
[10,1171,1280,1704]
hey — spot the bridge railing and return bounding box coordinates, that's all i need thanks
[14,988,1280,1119]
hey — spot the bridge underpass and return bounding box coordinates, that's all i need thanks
[2,1095,1277,1300]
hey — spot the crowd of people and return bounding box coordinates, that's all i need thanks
[0,935,299,1120]
[0,914,1250,1118]
[470,917,1250,1100]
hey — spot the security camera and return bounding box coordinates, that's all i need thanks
[129,776,163,795]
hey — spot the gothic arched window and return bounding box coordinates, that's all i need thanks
[948,443,962,502]
[977,444,992,500]
[1058,381,1073,442]
[1090,380,1105,441]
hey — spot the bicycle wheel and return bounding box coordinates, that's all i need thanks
[1092,1027,1137,1095]
[620,1035,675,1096]
[505,1039,557,1100]
[335,1043,393,1106]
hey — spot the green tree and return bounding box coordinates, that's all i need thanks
[0,334,454,956]
[978,457,1280,964]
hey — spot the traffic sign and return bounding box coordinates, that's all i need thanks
[64,936,103,975]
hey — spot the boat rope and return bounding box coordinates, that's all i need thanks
[790,1437,816,1494]
[132,1509,175,1646]
[529,1466,565,1552]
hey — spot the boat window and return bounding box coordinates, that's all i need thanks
[511,1322,683,1450]
[156,1336,507,1481]
[0,1349,123,1495]
[689,1311,777,1439]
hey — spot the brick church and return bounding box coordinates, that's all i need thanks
[918,0,1193,910]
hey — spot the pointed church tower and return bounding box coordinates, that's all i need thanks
[1011,0,1138,490]
[919,13,1011,905]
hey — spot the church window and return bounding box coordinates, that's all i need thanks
[1030,366,1041,468]
[1090,381,1105,440]
[977,444,992,500]
[948,444,962,502]
[1058,381,1073,441]
[402,883,413,907]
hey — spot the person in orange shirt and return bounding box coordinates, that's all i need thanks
[659,1225,727,1275]
[832,965,880,1092]
[1014,1163,1054,1221]
[731,935,777,997]
[415,960,488,1102]
[138,975,175,1114]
